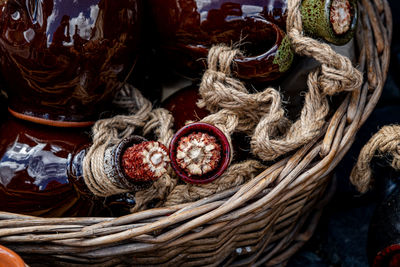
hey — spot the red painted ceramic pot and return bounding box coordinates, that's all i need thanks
[169,122,231,184]
[0,0,142,126]
[149,0,357,82]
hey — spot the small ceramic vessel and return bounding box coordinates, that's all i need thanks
[169,122,231,184]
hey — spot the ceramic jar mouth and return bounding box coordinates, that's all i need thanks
[104,135,154,191]
[326,0,358,44]
[0,245,26,267]
[178,17,293,83]
[373,244,400,267]
[233,17,293,82]
[169,122,231,184]
[301,0,358,46]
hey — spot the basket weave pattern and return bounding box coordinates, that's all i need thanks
[0,0,392,266]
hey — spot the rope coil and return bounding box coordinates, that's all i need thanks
[351,125,400,193]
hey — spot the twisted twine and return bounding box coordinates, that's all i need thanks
[83,84,161,197]
[197,0,362,162]
[350,125,400,193]
[164,160,265,206]
[132,108,178,212]
[286,0,363,96]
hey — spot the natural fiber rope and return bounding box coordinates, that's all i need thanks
[255,0,363,160]
[286,0,363,96]
[82,0,363,204]
[164,160,265,206]
[159,0,364,205]
[132,108,179,212]
[83,84,153,197]
[350,125,400,193]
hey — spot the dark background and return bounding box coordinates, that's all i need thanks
[288,1,400,266]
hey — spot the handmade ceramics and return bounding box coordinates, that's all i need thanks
[169,122,231,184]
[0,0,142,126]
[149,0,357,82]
[0,245,26,267]
[162,84,210,130]
[0,115,99,216]
[0,116,168,217]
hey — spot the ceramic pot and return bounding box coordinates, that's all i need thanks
[149,0,357,82]
[0,0,142,126]
[0,115,168,217]
[0,115,101,216]
[169,122,231,184]
[0,245,26,267]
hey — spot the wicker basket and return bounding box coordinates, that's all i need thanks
[0,0,392,266]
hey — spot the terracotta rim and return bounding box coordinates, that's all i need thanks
[169,122,231,184]
[8,108,95,128]
[0,245,25,267]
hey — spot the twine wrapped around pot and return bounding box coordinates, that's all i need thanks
[0,0,392,266]
[351,125,400,193]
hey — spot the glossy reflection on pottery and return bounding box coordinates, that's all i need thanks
[0,115,99,217]
[0,245,25,267]
[0,116,161,217]
[150,0,357,82]
[0,0,142,125]
[149,0,294,82]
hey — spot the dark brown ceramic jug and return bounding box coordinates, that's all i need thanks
[0,115,169,217]
[149,0,357,82]
[0,115,98,217]
[0,0,142,126]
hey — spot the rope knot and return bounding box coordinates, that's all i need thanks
[319,56,363,96]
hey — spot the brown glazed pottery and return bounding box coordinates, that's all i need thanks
[0,0,142,126]
[149,0,357,82]
[0,115,100,217]
[0,115,161,217]
[162,84,210,130]
[0,245,26,267]
[149,0,294,82]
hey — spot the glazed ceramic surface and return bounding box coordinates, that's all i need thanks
[150,0,357,82]
[150,0,293,82]
[0,0,142,124]
[0,245,25,267]
[0,115,100,217]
